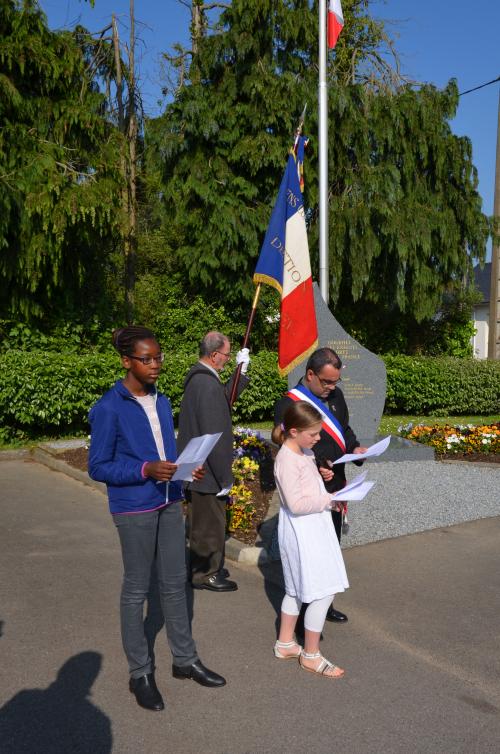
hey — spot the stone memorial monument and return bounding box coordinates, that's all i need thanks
[288,283,386,442]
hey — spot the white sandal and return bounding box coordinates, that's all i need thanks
[299,650,345,678]
[273,640,302,660]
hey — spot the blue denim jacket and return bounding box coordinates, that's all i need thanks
[88,380,183,514]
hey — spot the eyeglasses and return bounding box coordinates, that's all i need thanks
[215,350,232,358]
[128,353,165,366]
[315,374,341,388]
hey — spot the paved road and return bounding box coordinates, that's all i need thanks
[1,459,500,754]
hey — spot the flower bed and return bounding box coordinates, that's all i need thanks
[226,428,276,543]
[398,422,500,460]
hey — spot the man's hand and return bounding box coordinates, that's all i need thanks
[192,465,205,482]
[319,466,334,482]
[236,347,250,375]
[354,446,368,454]
[144,461,178,481]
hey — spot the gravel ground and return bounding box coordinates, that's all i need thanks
[342,459,500,548]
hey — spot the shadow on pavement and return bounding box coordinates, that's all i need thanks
[0,651,112,754]
[257,551,311,645]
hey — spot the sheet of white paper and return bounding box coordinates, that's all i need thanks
[216,487,232,498]
[333,470,367,495]
[331,435,391,465]
[171,432,222,482]
[332,481,375,501]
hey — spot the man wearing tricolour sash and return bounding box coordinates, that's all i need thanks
[274,347,367,624]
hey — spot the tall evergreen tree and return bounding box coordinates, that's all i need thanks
[149,0,490,325]
[0,0,122,320]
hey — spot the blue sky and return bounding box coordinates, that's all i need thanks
[42,1,499,259]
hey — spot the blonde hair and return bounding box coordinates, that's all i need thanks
[272,401,323,445]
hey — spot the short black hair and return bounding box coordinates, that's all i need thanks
[112,326,157,356]
[305,347,342,373]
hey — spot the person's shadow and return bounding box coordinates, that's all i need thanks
[0,651,112,754]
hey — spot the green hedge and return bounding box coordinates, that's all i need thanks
[384,355,500,414]
[0,350,287,440]
[0,351,498,440]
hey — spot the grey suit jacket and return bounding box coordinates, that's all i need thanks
[177,362,249,494]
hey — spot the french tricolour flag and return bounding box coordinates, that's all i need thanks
[328,0,344,49]
[253,137,318,376]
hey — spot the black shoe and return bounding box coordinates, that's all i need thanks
[172,659,226,687]
[192,573,238,592]
[325,607,348,623]
[219,567,230,579]
[129,673,164,711]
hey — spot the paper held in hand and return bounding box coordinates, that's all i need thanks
[331,435,391,465]
[331,471,375,502]
[171,432,222,482]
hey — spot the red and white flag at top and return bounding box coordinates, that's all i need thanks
[328,0,344,49]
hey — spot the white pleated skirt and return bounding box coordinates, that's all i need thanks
[278,506,349,603]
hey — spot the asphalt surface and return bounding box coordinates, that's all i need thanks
[1,459,500,754]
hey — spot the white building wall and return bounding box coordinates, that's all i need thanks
[472,304,490,359]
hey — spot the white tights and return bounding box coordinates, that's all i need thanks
[281,593,334,633]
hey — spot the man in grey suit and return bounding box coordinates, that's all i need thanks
[177,332,250,592]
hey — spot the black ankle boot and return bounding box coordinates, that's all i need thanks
[129,673,165,711]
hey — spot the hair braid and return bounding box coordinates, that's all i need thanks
[112,326,157,356]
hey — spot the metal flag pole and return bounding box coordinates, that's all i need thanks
[318,0,329,304]
[228,284,262,408]
[488,87,500,359]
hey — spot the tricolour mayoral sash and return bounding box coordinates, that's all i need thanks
[287,384,346,453]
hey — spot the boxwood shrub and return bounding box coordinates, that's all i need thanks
[383,355,500,414]
[0,350,498,440]
[0,349,287,439]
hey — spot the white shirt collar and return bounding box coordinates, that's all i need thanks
[199,360,220,380]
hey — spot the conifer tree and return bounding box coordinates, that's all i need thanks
[0,0,122,320]
[150,0,490,325]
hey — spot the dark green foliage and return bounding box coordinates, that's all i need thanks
[326,82,490,321]
[335,287,481,357]
[150,0,490,323]
[0,317,113,353]
[230,349,287,422]
[133,276,246,353]
[0,0,122,320]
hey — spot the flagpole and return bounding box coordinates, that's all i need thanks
[229,284,261,407]
[319,0,329,304]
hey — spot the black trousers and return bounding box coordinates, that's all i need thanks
[186,490,227,585]
[332,509,342,543]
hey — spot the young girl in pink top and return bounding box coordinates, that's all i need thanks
[272,400,349,678]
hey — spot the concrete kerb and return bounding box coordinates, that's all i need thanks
[1,443,268,566]
[0,448,31,461]
[31,445,107,495]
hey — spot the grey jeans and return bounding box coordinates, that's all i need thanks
[113,502,198,678]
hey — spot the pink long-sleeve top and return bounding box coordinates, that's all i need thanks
[274,444,334,515]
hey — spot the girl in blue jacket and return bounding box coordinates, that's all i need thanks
[89,326,225,712]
